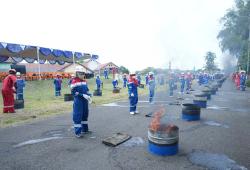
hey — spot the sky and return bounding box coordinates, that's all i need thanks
[0,0,234,72]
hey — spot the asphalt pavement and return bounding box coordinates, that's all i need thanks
[0,79,249,170]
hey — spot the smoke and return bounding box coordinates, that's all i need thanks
[221,52,237,74]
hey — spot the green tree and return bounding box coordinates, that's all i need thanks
[119,66,129,74]
[204,52,218,73]
[217,0,250,72]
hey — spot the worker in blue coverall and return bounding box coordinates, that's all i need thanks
[198,72,203,85]
[185,72,192,94]
[96,75,102,91]
[104,68,109,79]
[54,74,62,96]
[148,72,156,104]
[137,73,141,85]
[203,73,209,85]
[112,79,118,89]
[71,70,92,138]
[145,73,149,86]
[16,72,25,100]
[127,73,139,115]
[240,70,247,91]
[169,72,175,97]
[68,74,75,87]
[180,73,185,94]
[123,74,128,88]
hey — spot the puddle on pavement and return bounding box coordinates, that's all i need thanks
[101,103,128,107]
[207,105,229,111]
[188,150,247,170]
[13,137,64,148]
[204,121,229,128]
[121,137,144,147]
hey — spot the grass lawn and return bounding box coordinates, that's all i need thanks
[0,77,167,127]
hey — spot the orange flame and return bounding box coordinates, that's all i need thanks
[149,107,165,132]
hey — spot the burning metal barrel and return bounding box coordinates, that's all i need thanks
[148,109,179,156]
[182,103,201,121]
[193,93,207,108]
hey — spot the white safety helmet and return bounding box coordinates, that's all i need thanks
[149,72,154,76]
[16,72,21,76]
[129,72,136,76]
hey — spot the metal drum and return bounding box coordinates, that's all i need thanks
[201,88,211,100]
[182,103,201,121]
[14,100,24,109]
[193,93,207,108]
[64,94,73,101]
[113,88,120,93]
[93,89,102,96]
[148,125,179,156]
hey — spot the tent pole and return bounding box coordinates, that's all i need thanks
[72,52,76,71]
[37,47,41,80]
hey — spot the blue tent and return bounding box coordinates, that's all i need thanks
[0,42,93,64]
[0,42,99,78]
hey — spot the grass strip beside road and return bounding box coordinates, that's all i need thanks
[0,78,167,127]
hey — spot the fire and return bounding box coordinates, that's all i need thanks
[149,108,165,132]
[149,107,179,133]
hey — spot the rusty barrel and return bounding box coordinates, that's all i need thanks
[148,125,179,156]
[93,89,102,96]
[14,99,24,109]
[193,93,207,108]
[64,94,73,101]
[182,103,201,121]
[113,88,120,93]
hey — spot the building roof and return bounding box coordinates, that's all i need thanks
[97,62,119,70]
[58,63,94,73]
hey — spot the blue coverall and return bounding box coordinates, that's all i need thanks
[123,77,128,88]
[96,77,102,90]
[148,77,156,103]
[71,78,90,135]
[104,69,109,79]
[169,78,174,96]
[145,75,149,85]
[16,79,25,100]
[180,77,185,93]
[240,74,246,91]
[198,74,203,85]
[112,79,118,89]
[127,79,138,112]
[54,78,62,96]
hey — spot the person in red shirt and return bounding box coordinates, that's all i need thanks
[235,72,240,90]
[1,69,17,113]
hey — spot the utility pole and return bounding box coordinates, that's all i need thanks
[247,24,250,78]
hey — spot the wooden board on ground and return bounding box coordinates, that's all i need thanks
[102,133,131,147]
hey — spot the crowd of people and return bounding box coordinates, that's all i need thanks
[1,68,248,138]
[232,70,247,91]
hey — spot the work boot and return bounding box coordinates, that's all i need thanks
[75,134,83,138]
[130,112,135,115]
